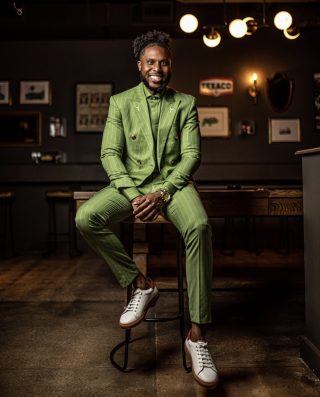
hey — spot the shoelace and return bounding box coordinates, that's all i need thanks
[123,289,143,313]
[195,342,215,370]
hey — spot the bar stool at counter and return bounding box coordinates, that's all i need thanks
[0,191,16,258]
[45,190,81,258]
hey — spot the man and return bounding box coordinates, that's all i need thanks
[76,30,218,388]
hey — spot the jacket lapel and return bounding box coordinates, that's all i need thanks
[157,88,180,167]
[132,83,154,152]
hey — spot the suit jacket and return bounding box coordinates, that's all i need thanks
[100,82,201,201]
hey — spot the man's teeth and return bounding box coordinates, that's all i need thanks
[150,75,162,82]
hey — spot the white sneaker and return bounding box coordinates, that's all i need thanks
[185,330,219,388]
[119,279,159,329]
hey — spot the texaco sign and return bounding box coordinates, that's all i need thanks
[199,77,234,97]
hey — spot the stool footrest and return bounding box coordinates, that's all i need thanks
[145,314,183,322]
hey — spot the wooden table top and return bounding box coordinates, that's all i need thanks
[73,187,303,217]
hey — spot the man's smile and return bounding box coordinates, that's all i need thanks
[149,75,163,83]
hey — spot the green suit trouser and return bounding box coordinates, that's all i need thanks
[75,183,213,324]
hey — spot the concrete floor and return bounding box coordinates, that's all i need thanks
[0,253,320,396]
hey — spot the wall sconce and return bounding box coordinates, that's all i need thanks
[248,73,259,103]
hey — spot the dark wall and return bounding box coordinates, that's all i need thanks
[1,29,319,172]
[0,28,319,251]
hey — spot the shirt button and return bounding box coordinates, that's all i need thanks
[131,135,136,140]
[175,135,179,140]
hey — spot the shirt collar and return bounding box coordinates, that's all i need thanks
[142,83,166,100]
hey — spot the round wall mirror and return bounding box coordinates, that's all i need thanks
[267,72,294,112]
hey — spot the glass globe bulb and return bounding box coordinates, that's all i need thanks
[179,14,198,33]
[283,26,300,40]
[229,19,247,38]
[203,32,221,48]
[274,11,292,30]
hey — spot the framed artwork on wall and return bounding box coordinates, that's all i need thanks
[239,120,255,136]
[75,82,113,133]
[0,111,41,146]
[268,118,301,143]
[313,71,320,88]
[312,72,320,133]
[49,116,67,138]
[0,81,10,105]
[313,90,320,111]
[315,115,320,132]
[20,81,51,104]
[197,106,230,138]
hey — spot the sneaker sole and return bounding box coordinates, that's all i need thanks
[119,292,160,329]
[184,343,219,389]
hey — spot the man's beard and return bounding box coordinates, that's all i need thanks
[140,73,171,94]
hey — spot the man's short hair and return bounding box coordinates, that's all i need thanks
[133,30,172,60]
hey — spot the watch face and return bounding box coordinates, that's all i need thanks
[163,191,170,202]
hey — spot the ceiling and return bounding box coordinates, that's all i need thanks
[0,0,319,39]
[177,0,317,3]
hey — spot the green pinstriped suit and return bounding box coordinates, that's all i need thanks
[75,82,213,324]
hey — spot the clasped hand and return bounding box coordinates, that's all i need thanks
[131,192,163,222]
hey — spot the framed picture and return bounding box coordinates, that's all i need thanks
[313,71,320,88]
[20,81,51,104]
[0,81,10,105]
[315,114,320,132]
[197,107,230,138]
[239,120,255,136]
[75,82,113,133]
[313,90,320,111]
[49,116,67,138]
[0,111,41,146]
[268,118,301,143]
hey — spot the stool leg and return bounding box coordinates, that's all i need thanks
[44,200,58,256]
[1,200,8,258]
[109,286,134,372]
[109,223,135,372]
[221,217,235,256]
[276,217,290,254]
[68,199,81,258]
[8,199,15,257]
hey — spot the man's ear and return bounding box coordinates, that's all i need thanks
[137,60,141,71]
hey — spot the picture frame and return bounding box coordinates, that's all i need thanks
[315,114,320,132]
[20,81,51,104]
[75,82,113,133]
[0,81,10,105]
[313,71,320,88]
[197,106,230,138]
[0,111,41,146]
[268,118,301,143]
[239,120,255,136]
[49,116,67,138]
[313,90,320,111]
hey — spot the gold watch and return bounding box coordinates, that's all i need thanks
[159,188,171,204]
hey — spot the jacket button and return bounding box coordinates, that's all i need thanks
[138,160,142,165]
[131,135,136,140]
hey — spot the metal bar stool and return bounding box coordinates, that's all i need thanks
[110,214,190,373]
[0,191,15,258]
[45,190,81,257]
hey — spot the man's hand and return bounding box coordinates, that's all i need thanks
[131,192,163,222]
